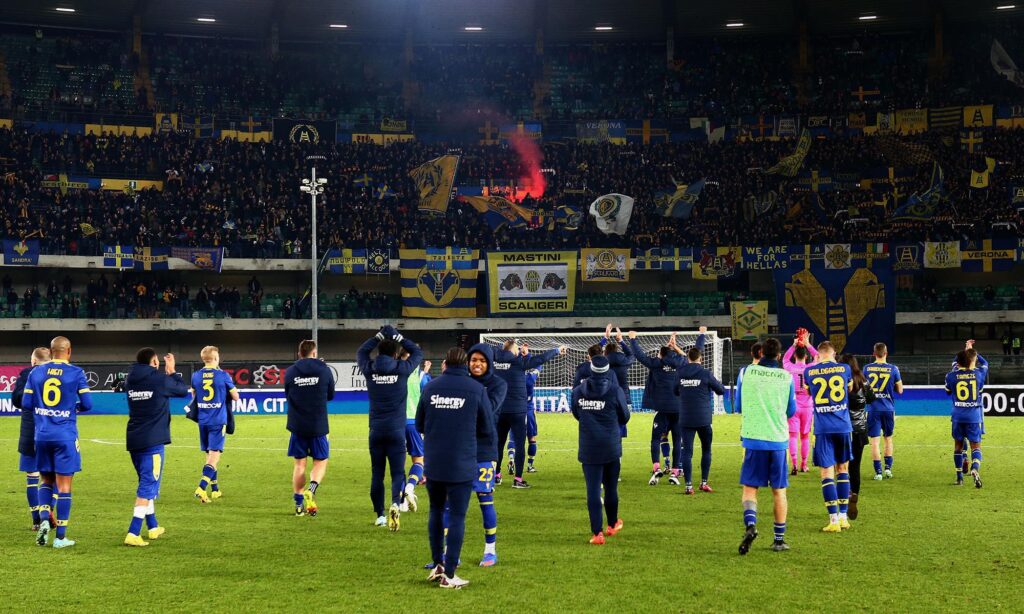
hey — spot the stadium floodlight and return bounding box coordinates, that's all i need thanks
[726,22,744,27]
[300,161,326,345]
[329,24,348,28]
[464,26,483,31]
[594,25,613,31]
[858,14,877,20]
[996,4,1016,8]
[55,7,75,12]
[197,17,216,23]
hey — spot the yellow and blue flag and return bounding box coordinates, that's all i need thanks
[103,245,134,268]
[323,248,368,274]
[656,178,705,219]
[459,195,534,230]
[134,246,169,271]
[961,239,1017,272]
[970,157,996,189]
[410,155,459,215]
[400,248,479,318]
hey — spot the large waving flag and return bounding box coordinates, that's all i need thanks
[459,196,535,230]
[655,178,705,219]
[399,248,479,318]
[410,155,459,215]
[891,162,947,220]
[589,194,634,235]
[766,129,811,177]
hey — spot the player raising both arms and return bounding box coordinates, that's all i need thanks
[864,343,902,480]
[492,340,564,488]
[190,346,239,503]
[628,331,686,486]
[804,341,854,533]
[945,340,988,488]
[284,340,335,517]
[506,345,542,473]
[12,347,50,531]
[22,336,92,548]
[123,348,191,546]
[358,325,423,530]
[783,329,817,474]
[603,326,636,438]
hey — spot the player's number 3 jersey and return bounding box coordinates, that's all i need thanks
[191,368,236,426]
[24,360,92,442]
[803,361,852,435]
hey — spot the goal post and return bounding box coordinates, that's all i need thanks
[479,330,729,414]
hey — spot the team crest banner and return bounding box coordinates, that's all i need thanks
[692,246,741,279]
[924,241,961,268]
[891,243,923,273]
[272,118,337,144]
[730,301,768,341]
[170,246,224,273]
[400,248,479,318]
[774,252,894,355]
[581,248,629,282]
[3,239,39,266]
[486,251,577,315]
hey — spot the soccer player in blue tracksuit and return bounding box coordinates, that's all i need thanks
[357,325,423,530]
[506,347,542,473]
[21,336,93,548]
[417,348,495,590]
[571,355,630,545]
[604,327,635,437]
[629,332,684,486]
[945,341,988,488]
[284,339,336,517]
[864,342,903,480]
[677,344,725,494]
[468,343,507,567]
[190,345,239,503]
[492,340,564,488]
[123,348,191,546]
[803,341,855,533]
[12,347,50,531]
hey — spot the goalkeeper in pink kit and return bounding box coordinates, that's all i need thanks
[783,328,817,474]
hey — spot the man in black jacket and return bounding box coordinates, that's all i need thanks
[12,346,51,531]
[123,348,191,546]
[357,325,423,531]
[417,347,495,590]
[571,355,630,544]
[492,339,564,488]
[285,339,336,517]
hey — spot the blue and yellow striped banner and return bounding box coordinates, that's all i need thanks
[399,248,479,318]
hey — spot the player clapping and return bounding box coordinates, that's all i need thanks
[945,340,988,488]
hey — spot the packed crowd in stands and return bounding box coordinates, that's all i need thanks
[1,126,1022,256]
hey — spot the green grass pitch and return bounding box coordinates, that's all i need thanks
[2,413,1021,612]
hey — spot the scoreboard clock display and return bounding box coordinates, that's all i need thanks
[982,386,1024,416]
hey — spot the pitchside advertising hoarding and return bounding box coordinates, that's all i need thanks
[2,376,1022,417]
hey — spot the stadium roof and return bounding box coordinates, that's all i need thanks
[0,0,1013,43]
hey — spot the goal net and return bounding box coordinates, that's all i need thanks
[479,330,727,414]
